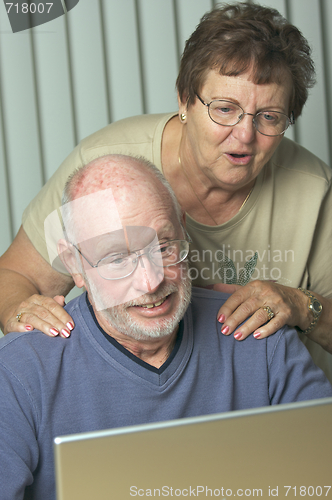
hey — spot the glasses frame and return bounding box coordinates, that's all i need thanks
[195,93,295,137]
[72,238,190,281]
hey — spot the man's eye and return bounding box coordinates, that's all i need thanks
[111,258,126,266]
[101,254,129,268]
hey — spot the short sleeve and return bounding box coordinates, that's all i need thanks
[306,181,332,299]
[22,144,84,266]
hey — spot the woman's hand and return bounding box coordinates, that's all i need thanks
[5,295,75,338]
[214,280,311,340]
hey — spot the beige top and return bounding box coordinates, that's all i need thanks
[22,112,332,379]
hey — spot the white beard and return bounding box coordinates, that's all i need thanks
[85,265,192,341]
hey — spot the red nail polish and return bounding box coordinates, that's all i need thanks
[50,328,59,337]
[253,332,261,339]
[25,325,33,331]
[221,325,229,335]
[66,322,74,331]
[234,332,242,340]
[217,314,225,323]
[61,328,70,338]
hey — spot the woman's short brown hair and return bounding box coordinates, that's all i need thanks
[176,2,315,119]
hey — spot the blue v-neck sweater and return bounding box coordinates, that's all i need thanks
[0,288,331,499]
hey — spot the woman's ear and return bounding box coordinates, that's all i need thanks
[181,210,186,227]
[177,92,188,123]
[57,239,85,289]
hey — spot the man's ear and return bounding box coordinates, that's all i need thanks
[57,239,85,289]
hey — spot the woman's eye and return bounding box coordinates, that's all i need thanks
[215,106,233,114]
[160,244,174,255]
[262,112,277,122]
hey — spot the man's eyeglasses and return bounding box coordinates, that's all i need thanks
[73,239,190,280]
[196,93,294,137]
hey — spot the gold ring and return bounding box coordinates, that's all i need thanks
[16,313,23,322]
[262,305,275,321]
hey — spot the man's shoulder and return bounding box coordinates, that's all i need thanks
[189,287,285,350]
[0,295,84,374]
[189,287,232,326]
[0,329,65,389]
[191,286,230,306]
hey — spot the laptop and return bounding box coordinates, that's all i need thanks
[54,397,332,500]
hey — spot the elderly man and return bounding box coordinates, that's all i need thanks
[0,155,331,500]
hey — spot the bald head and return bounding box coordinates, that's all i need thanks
[63,155,180,212]
[54,154,192,341]
[58,154,188,313]
[61,155,183,245]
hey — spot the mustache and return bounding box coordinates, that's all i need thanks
[123,282,179,307]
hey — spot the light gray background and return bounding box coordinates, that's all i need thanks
[0,0,331,259]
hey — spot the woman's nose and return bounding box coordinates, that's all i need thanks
[232,113,256,143]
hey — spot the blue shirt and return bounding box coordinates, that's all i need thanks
[0,288,331,499]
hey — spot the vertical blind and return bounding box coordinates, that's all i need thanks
[0,0,331,256]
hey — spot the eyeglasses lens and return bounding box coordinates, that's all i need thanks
[208,100,289,136]
[97,240,189,280]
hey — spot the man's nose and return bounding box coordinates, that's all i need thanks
[132,253,164,293]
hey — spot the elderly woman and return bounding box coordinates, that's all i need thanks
[1,2,331,378]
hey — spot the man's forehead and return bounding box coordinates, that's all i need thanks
[81,226,159,258]
[63,189,122,243]
[65,187,176,245]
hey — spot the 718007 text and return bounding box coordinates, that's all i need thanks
[6,3,53,14]
[283,486,331,496]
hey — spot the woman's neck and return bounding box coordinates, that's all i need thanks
[161,117,255,226]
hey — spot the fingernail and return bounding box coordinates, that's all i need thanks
[50,328,59,337]
[66,322,74,331]
[61,328,70,338]
[253,332,261,339]
[217,314,225,323]
[25,325,33,331]
[221,325,229,335]
[234,332,242,340]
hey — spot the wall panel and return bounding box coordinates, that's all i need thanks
[32,16,76,180]
[66,0,109,142]
[136,0,178,113]
[0,99,12,254]
[320,0,332,166]
[289,0,330,164]
[0,9,43,234]
[175,0,213,55]
[0,0,331,256]
[101,0,144,122]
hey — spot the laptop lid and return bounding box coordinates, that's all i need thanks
[54,397,332,500]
